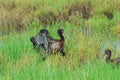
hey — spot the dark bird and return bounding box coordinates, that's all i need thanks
[102,49,120,65]
[30,29,66,60]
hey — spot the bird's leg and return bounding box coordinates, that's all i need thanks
[60,49,66,56]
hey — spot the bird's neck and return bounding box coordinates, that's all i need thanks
[59,33,64,41]
[106,55,111,62]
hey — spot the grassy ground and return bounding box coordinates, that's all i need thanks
[0,0,120,80]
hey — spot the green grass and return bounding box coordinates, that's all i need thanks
[0,0,120,80]
[0,22,120,80]
[1,58,120,80]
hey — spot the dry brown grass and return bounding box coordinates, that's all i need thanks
[0,0,120,33]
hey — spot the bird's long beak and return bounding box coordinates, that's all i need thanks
[101,53,106,59]
[63,32,71,40]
